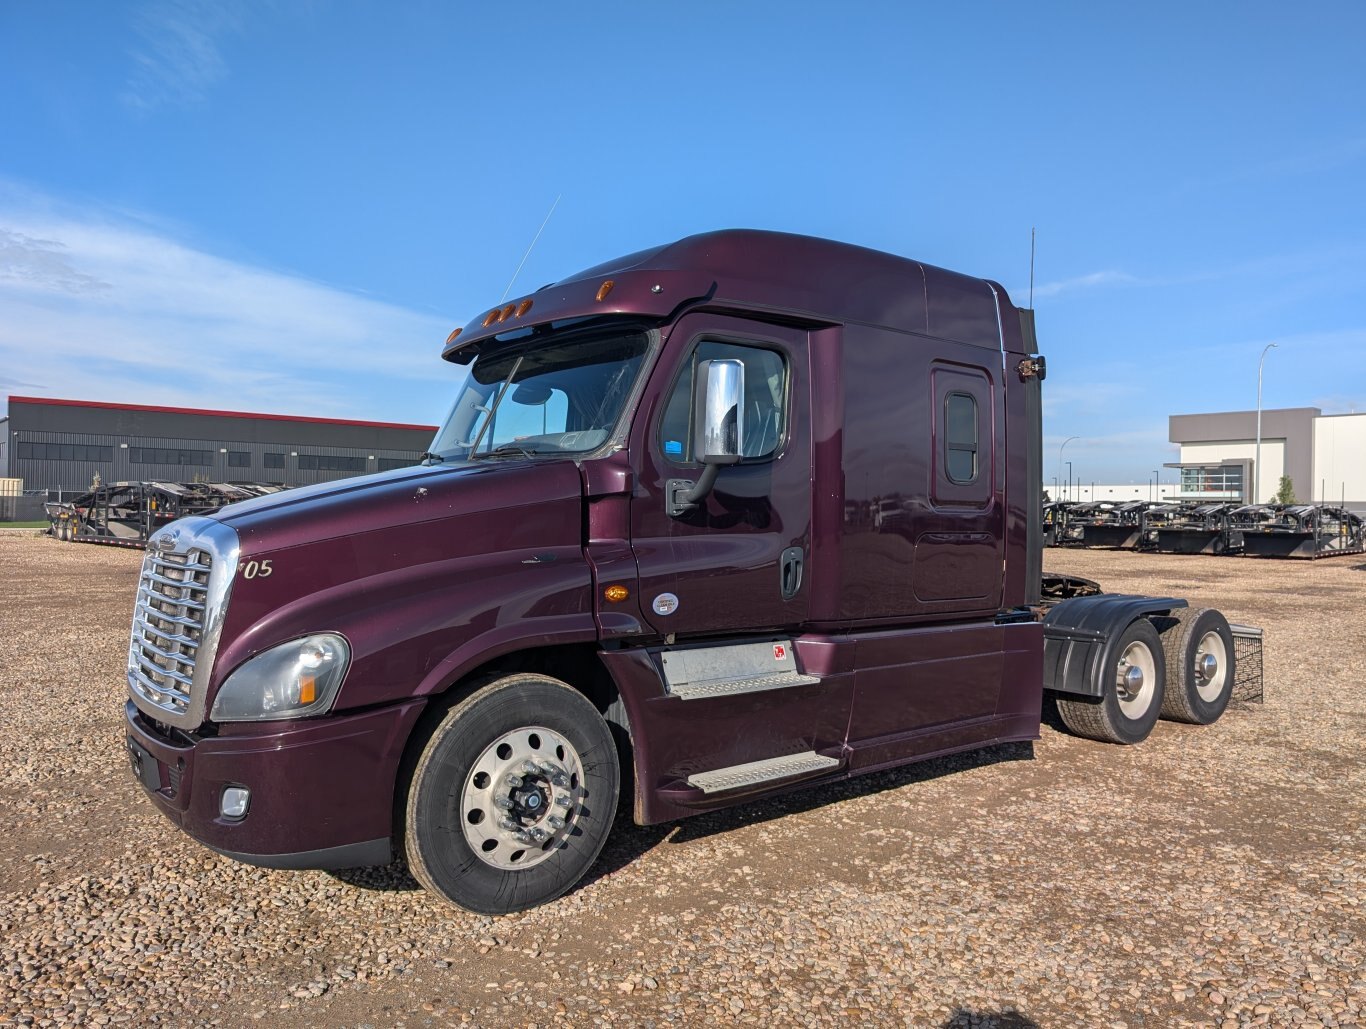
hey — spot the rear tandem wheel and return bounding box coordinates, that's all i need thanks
[1056,617,1167,745]
[1159,607,1236,724]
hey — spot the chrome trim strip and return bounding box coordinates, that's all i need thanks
[130,664,193,698]
[133,618,201,651]
[133,635,198,669]
[138,588,206,613]
[141,569,210,592]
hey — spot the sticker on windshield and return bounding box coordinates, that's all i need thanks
[652,593,679,616]
[664,440,683,456]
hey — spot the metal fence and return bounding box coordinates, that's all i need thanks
[0,481,48,522]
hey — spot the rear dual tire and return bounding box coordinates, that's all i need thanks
[1057,618,1166,745]
[1159,607,1235,724]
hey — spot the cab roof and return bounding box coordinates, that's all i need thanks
[443,229,1018,361]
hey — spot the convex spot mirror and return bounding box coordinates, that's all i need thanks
[693,359,744,464]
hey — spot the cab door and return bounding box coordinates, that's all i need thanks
[629,314,812,638]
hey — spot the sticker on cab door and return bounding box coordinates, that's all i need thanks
[652,593,679,616]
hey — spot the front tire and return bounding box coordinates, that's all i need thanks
[1057,618,1167,745]
[405,673,619,915]
[1159,608,1235,724]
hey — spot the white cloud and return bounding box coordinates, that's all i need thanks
[1021,269,1139,301]
[121,0,244,112]
[0,196,461,422]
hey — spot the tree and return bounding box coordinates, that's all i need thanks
[1272,475,1295,505]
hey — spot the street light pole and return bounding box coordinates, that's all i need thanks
[1256,343,1278,503]
[1059,435,1080,503]
[1153,469,1159,502]
[1066,461,1073,502]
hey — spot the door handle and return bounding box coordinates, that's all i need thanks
[780,546,804,600]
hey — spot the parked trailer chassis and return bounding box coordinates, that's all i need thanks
[1151,502,1243,555]
[45,481,284,548]
[1068,501,1160,550]
[1235,504,1365,559]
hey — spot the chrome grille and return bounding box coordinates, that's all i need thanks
[126,518,239,729]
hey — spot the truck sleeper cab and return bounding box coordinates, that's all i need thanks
[124,230,1247,914]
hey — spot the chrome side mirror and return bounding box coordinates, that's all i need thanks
[693,359,744,465]
[667,358,745,517]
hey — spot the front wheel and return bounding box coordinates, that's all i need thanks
[405,673,619,915]
[1057,618,1167,745]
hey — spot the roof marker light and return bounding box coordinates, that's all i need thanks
[595,280,615,302]
[483,310,501,328]
[517,299,534,318]
[500,303,517,321]
[445,327,463,345]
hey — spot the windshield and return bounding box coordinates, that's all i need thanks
[428,327,652,460]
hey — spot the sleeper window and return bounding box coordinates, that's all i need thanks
[945,392,978,483]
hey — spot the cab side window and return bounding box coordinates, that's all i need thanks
[659,342,787,462]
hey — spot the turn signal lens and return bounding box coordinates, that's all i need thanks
[603,584,629,603]
[445,327,462,345]
[595,280,615,302]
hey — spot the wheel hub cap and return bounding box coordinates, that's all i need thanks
[460,728,583,870]
[1196,652,1218,681]
[1119,663,1145,696]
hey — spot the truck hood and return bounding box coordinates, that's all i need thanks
[203,457,593,712]
[211,459,578,552]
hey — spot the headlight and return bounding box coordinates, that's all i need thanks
[210,633,350,722]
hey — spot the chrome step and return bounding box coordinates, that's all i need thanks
[667,670,821,701]
[686,751,840,795]
[662,640,820,701]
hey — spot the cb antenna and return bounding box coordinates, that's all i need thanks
[1029,226,1036,309]
[501,193,562,302]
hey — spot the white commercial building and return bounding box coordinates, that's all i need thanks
[1168,407,1366,510]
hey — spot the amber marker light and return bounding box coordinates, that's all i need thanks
[298,676,317,705]
[482,310,500,327]
[603,584,629,603]
[445,327,462,345]
[516,298,534,317]
[595,279,615,302]
[500,303,517,321]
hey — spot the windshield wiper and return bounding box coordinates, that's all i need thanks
[485,442,540,459]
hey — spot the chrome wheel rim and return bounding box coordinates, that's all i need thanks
[460,726,582,870]
[1194,631,1228,703]
[1115,640,1157,718]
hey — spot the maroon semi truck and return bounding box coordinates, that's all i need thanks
[124,230,1249,914]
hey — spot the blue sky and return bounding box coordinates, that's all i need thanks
[2,1,1363,481]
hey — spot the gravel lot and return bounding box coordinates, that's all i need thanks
[1,531,1362,1028]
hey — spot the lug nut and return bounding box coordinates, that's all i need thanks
[521,760,540,774]
[504,774,523,788]
[498,818,519,832]
[551,774,570,788]
[494,796,513,810]
[547,815,565,829]
[554,794,572,808]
